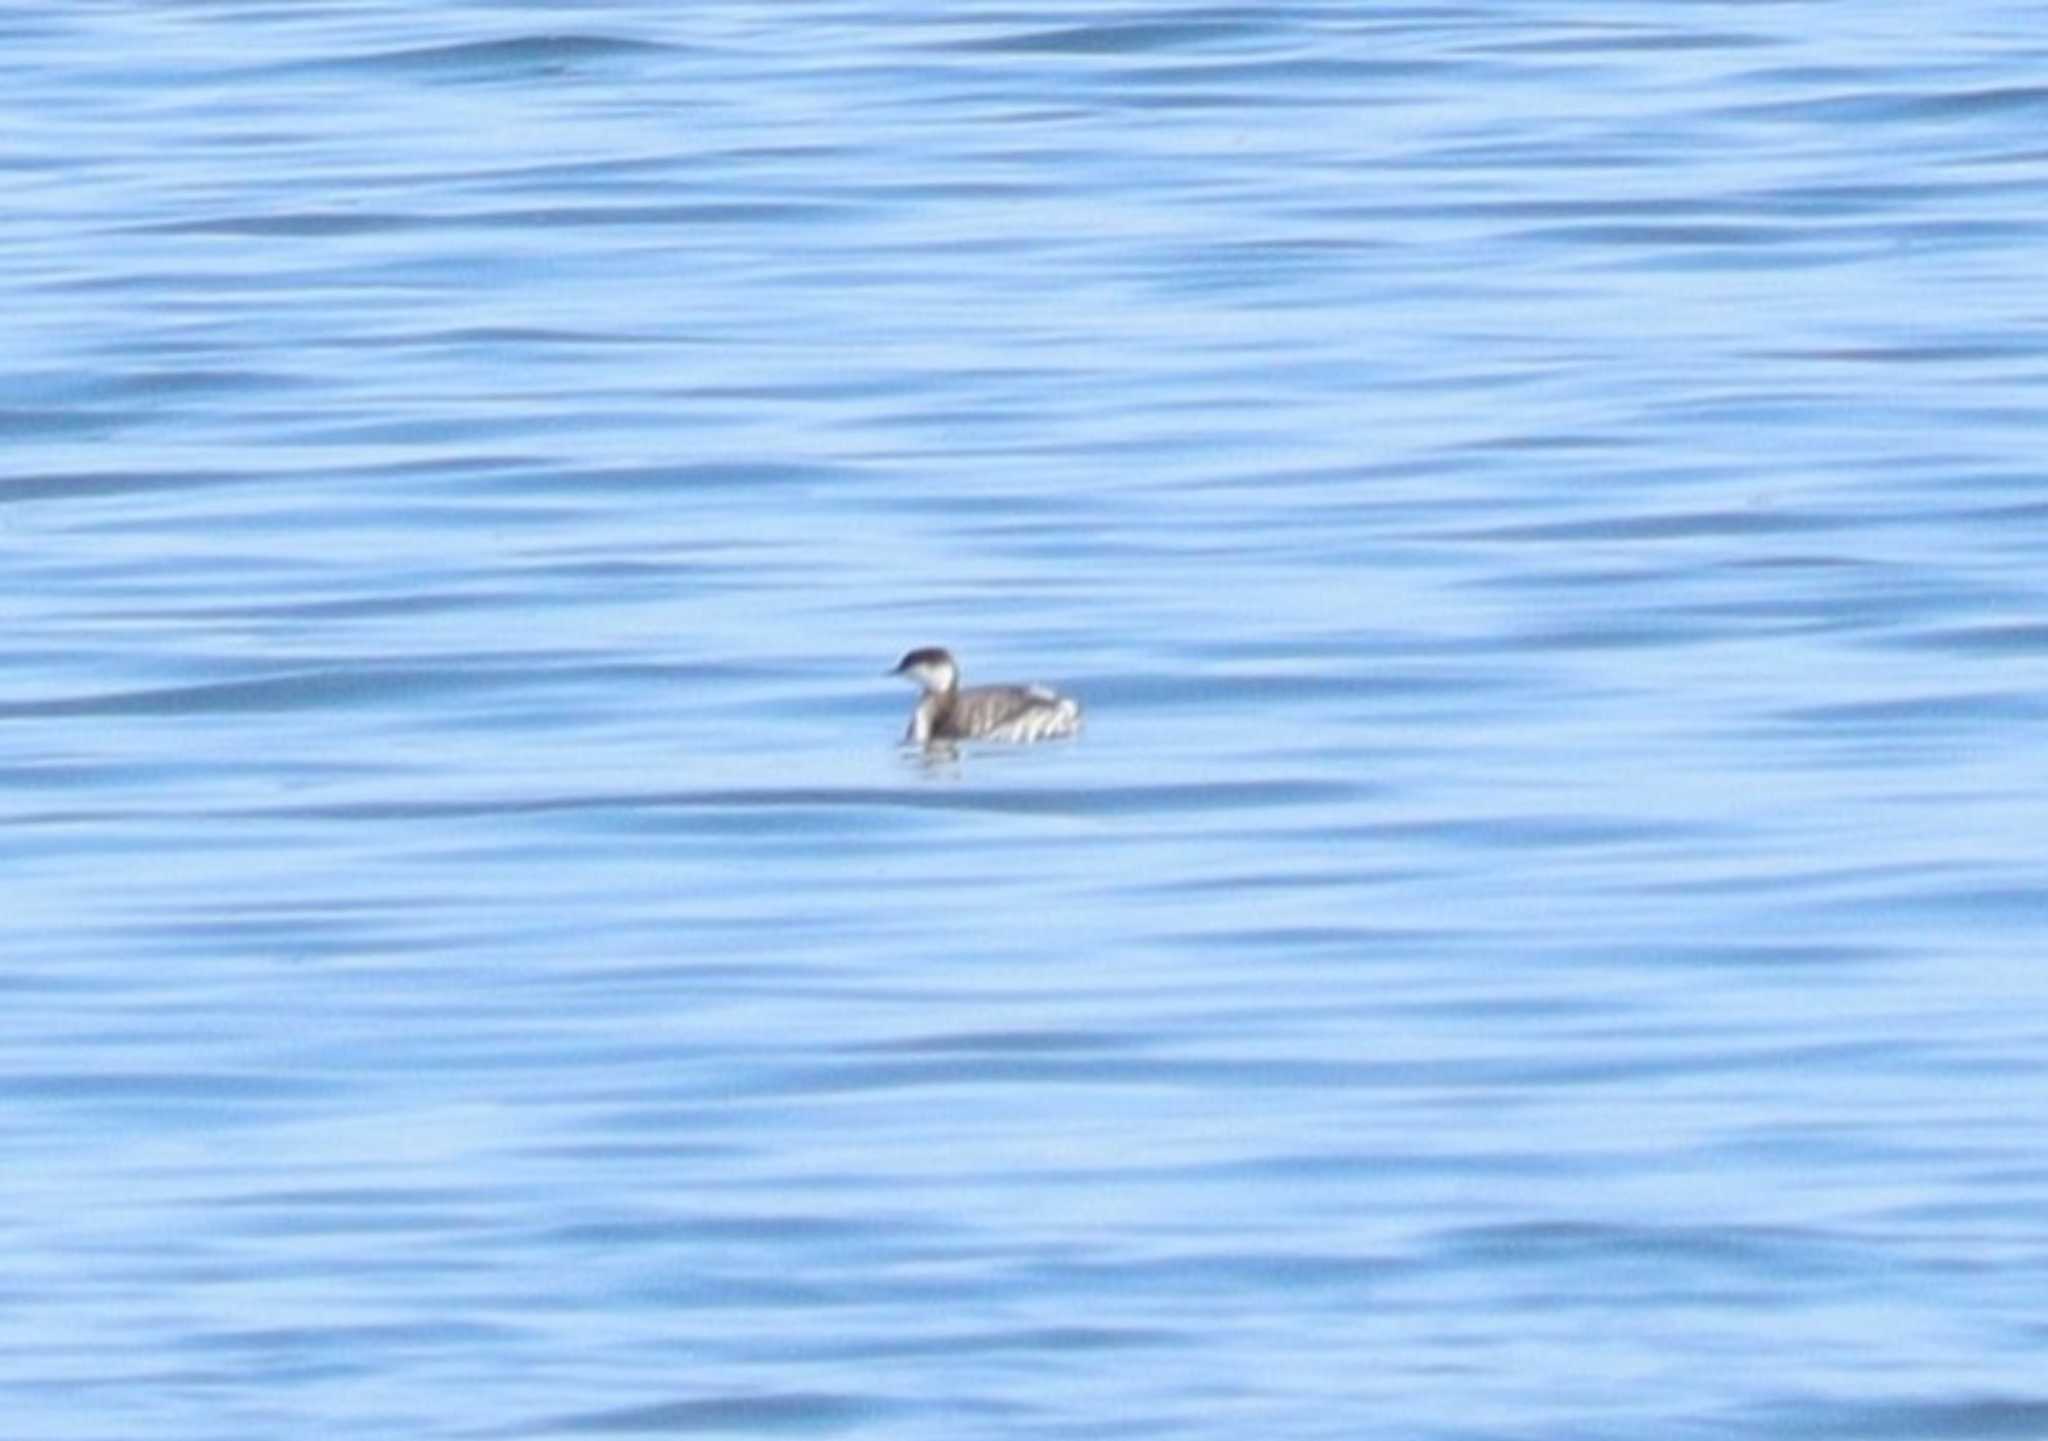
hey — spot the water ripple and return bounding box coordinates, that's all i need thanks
[9,2,2048,1437]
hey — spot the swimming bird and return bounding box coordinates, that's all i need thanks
[888,647,1083,745]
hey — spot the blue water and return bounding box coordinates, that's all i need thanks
[7,3,2048,1436]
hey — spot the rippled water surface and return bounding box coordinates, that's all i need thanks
[8,3,2048,1437]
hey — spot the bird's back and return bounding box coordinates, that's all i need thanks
[934,683,1082,742]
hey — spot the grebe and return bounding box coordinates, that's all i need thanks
[888,647,1083,745]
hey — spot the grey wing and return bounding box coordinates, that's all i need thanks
[952,685,1039,734]
[959,685,1082,742]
